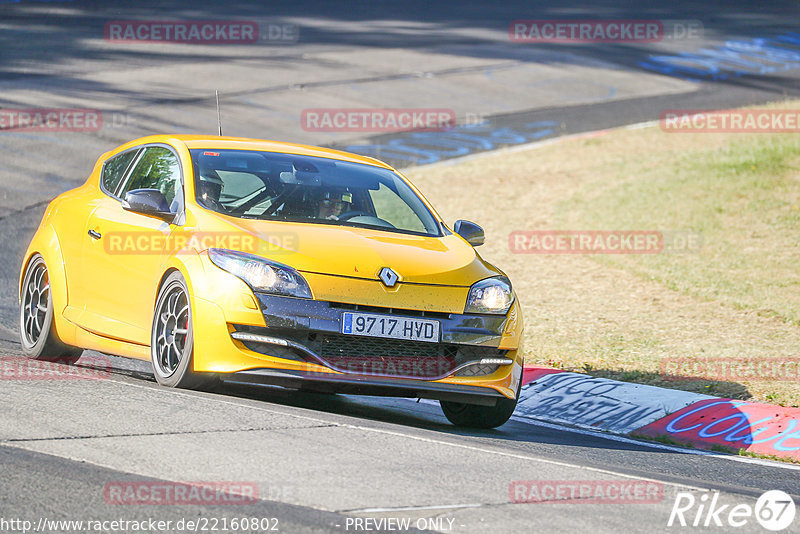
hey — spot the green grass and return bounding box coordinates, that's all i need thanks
[738,449,800,465]
[629,432,695,449]
[559,134,800,326]
[407,101,800,406]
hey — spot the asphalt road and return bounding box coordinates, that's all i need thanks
[1,1,800,532]
[3,355,800,534]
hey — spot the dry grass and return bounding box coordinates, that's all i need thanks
[405,102,800,406]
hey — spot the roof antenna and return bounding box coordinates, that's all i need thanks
[215,90,223,136]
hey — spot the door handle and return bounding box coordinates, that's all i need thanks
[88,230,102,239]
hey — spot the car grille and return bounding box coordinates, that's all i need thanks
[298,332,507,378]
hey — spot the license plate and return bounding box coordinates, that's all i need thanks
[341,312,440,343]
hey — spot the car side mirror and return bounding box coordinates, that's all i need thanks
[122,189,175,222]
[454,219,485,247]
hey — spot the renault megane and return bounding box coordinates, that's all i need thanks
[19,135,523,428]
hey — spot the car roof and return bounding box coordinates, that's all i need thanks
[109,134,393,170]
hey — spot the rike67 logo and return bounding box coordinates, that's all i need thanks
[668,490,796,531]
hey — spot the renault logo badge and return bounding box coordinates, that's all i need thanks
[378,267,399,287]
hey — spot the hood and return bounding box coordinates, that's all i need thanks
[195,212,499,287]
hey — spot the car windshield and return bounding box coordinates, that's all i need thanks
[190,149,441,237]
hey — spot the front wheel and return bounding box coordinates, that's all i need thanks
[440,378,521,429]
[151,272,217,390]
[19,255,82,363]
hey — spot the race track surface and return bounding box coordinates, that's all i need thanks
[1,2,799,532]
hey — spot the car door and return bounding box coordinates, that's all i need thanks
[77,145,184,346]
[62,147,140,327]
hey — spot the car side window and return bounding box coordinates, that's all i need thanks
[102,149,139,196]
[119,146,183,212]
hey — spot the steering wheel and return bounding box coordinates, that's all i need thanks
[337,210,370,221]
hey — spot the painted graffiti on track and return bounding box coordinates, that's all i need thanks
[342,120,561,168]
[640,32,800,81]
[635,399,800,461]
[515,371,714,434]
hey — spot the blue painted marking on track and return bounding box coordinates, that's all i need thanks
[344,120,559,166]
[639,32,800,81]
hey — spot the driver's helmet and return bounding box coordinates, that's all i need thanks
[197,168,224,208]
[314,188,352,218]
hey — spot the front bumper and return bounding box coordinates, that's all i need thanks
[228,368,510,406]
[254,293,509,346]
[191,287,523,402]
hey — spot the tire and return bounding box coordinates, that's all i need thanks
[440,376,521,429]
[19,255,82,363]
[151,271,218,390]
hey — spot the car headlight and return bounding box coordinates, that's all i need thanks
[208,248,312,299]
[465,276,514,315]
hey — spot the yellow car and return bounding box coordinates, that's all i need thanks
[19,135,524,428]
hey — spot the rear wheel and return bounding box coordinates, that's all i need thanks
[440,378,521,429]
[151,272,217,390]
[19,255,82,363]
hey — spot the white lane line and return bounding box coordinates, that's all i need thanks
[411,398,800,472]
[336,421,710,493]
[345,503,484,514]
[511,415,800,472]
[22,372,797,490]
[34,375,712,491]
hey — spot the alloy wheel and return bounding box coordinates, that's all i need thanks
[154,282,189,377]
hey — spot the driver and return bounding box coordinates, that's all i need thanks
[197,169,225,212]
[315,189,352,220]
